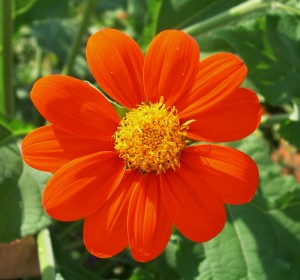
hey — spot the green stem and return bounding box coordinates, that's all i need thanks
[183,0,300,36]
[260,113,290,126]
[0,0,14,117]
[37,228,56,280]
[151,0,163,36]
[62,0,95,75]
[272,2,300,16]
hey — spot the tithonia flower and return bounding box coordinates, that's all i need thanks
[22,28,261,262]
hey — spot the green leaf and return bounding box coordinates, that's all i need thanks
[129,267,157,280]
[278,120,300,149]
[0,2,3,115]
[0,163,51,242]
[32,18,78,65]
[14,0,38,16]
[0,113,34,136]
[16,0,70,26]
[175,233,204,280]
[55,273,65,280]
[136,0,164,47]
[128,0,150,35]
[0,123,23,242]
[196,134,300,279]
[198,204,296,280]
[156,0,246,31]
[0,124,51,242]
[0,124,23,199]
[135,238,180,280]
[214,12,300,106]
[19,165,52,235]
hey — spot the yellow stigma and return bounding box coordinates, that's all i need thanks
[114,97,189,174]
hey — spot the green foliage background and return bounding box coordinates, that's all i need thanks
[0,0,300,279]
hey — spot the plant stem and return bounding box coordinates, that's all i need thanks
[260,113,290,126]
[62,0,95,75]
[37,228,56,280]
[183,0,300,36]
[0,0,14,117]
[273,2,300,16]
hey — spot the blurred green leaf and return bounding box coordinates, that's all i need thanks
[55,273,65,280]
[16,0,70,27]
[175,233,204,280]
[0,124,50,242]
[129,267,157,280]
[0,2,3,114]
[278,120,300,149]
[14,0,38,16]
[0,114,34,136]
[32,19,78,65]
[0,123,23,242]
[0,163,51,242]
[128,0,150,36]
[0,124,23,199]
[156,0,246,31]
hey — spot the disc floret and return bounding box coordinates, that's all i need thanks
[114,98,189,173]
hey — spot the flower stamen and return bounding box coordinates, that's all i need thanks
[114,97,189,173]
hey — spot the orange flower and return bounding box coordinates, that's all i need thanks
[22,28,261,262]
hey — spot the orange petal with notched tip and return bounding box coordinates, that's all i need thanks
[22,125,114,173]
[128,174,173,262]
[184,88,262,142]
[84,170,142,258]
[144,30,199,107]
[86,28,145,109]
[31,75,120,140]
[42,151,125,221]
[160,164,226,243]
[181,145,259,205]
[178,53,247,118]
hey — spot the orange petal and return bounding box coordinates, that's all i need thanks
[128,174,173,262]
[144,30,199,107]
[86,28,145,109]
[84,170,142,258]
[160,165,226,243]
[185,88,262,142]
[177,53,247,118]
[22,125,114,173]
[181,145,259,205]
[42,151,125,221]
[31,75,120,139]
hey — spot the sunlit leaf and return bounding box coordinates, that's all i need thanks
[0,114,34,136]
[214,12,300,106]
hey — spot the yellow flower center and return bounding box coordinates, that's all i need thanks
[114,97,190,174]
